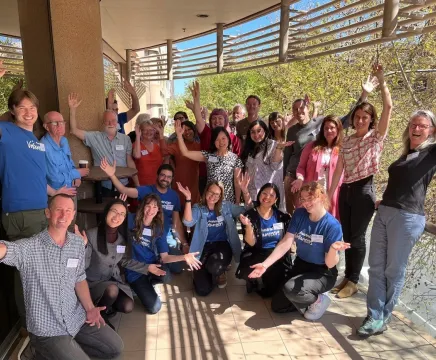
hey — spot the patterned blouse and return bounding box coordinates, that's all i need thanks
[201,151,243,203]
[340,129,385,183]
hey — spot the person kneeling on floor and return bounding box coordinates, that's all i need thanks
[249,182,350,320]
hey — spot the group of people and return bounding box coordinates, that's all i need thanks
[0,60,435,360]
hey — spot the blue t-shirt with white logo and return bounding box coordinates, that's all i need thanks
[206,210,227,243]
[126,226,169,283]
[0,122,47,212]
[117,112,128,134]
[287,208,342,265]
[260,210,282,249]
[137,185,181,238]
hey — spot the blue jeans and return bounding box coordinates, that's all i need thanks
[129,269,171,314]
[367,205,425,320]
[167,231,183,274]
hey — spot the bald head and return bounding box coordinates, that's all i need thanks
[44,111,63,124]
[43,111,66,137]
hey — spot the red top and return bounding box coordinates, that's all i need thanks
[133,142,163,185]
[199,125,241,177]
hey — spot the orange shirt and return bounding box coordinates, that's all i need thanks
[166,141,201,208]
[133,142,163,185]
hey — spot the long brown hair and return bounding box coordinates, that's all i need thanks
[300,182,330,210]
[268,112,286,141]
[134,194,164,242]
[350,102,378,130]
[313,115,343,153]
[200,181,225,216]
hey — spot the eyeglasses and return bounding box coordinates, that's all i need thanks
[207,190,221,198]
[109,209,126,218]
[159,174,173,180]
[299,196,314,204]
[409,123,434,130]
[47,121,66,126]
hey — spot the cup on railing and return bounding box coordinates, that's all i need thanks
[79,160,89,169]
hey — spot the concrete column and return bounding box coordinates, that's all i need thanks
[167,40,173,80]
[17,0,105,164]
[279,0,291,62]
[217,23,224,73]
[126,49,132,81]
[382,0,400,38]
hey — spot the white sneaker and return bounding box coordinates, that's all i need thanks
[304,293,331,320]
[18,336,35,360]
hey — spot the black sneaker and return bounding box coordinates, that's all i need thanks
[246,280,257,294]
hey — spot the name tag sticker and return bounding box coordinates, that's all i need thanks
[67,258,79,268]
[141,150,149,156]
[116,145,124,151]
[208,156,219,163]
[273,222,284,230]
[142,228,152,236]
[406,152,419,161]
[217,216,224,222]
[116,245,126,254]
[311,234,324,243]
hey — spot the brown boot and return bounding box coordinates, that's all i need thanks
[336,281,358,299]
[330,278,348,294]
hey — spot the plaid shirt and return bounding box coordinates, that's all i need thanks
[0,229,87,337]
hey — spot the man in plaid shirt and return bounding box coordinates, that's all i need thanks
[0,194,123,360]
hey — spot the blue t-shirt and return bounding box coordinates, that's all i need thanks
[125,226,169,283]
[206,210,227,243]
[260,210,282,249]
[117,112,128,134]
[0,122,47,212]
[137,185,181,238]
[287,208,343,265]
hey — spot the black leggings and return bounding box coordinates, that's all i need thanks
[98,284,134,314]
[236,247,292,297]
[339,175,375,284]
[193,241,233,296]
[271,257,337,313]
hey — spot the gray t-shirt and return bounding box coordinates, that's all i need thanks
[84,131,132,188]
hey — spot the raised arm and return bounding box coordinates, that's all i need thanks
[328,155,344,200]
[100,158,139,198]
[239,214,256,247]
[373,64,392,138]
[177,182,193,223]
[186,81,207,134]
[175,120,205,162]
[124,80,140,121]
[68,93,86,141]
[133,125,142,159]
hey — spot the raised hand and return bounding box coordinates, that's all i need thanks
[148,264,166,276]
[189,81,200,103]
[184,252,202,271]
[152,124,163,138]
[276,140,295,151]
[135,124,142,137]
[68,93,82,109]
[74,225,88,246]
[313,101,322,109]
[372,63,385,83]
[86,306,106,328]
[304,94,311,106]
[174,120,184,137]
[176,182,191,199]
[238,172,251,194]
[239,214,252,227]
[56,185,77,196]
[361,74,379,95]
[100,157,116,177]
[118,193,128,202]
[330,241,351,252]
[0,60,6,78]
[185,99,194,111]
[200,106,208,121]
[123,80,135,95]
[291,178,303,193]
[248,263,267,279]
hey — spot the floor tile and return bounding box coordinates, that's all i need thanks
[121,350,157,360]
[156,323,200,349]
[118,326,157,352]
[201,343,246,360]
[290,355,336,360]
[226,285,264,302]
[284,337,334,357]
[242,340,289,358]
[415,344,436,359]
[236,317,281,342]
[194,287,229,303]
[367,328,416,351]
[197,314,241,345]
[231,301,271,321]
[334,352,380,360]
[155,346,203,360]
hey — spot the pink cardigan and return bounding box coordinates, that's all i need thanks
[296,141,343,220]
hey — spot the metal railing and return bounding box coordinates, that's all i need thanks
[134,0,436,81]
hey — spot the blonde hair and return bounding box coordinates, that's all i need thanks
[402,110,436,155]
[300,182,330,210]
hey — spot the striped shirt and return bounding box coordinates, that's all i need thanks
[0,229,87,337]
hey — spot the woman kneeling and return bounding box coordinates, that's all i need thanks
[126,194,201,314]
[249,182,350,320]
[236,183,292,297]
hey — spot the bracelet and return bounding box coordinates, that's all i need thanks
[185,199,191,202]
[261,263,268,270]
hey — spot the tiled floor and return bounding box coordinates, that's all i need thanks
[112,270,436,360]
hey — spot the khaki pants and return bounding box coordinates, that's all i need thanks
[2,209,47,327]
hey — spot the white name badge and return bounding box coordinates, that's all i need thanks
[273,222,284,230]
[67,258,79,268]
[406,152,419,161]
[142,228,152,236]
[116,245,126,254]
[311,234,324,243]
[217,216,224,222]
[141,150,149,156]
[208,156,219,163]
[116,145,124,151]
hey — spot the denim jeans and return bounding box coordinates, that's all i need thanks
[367,205,425,320]
[166,231,183,274]
[339,175,376,284]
